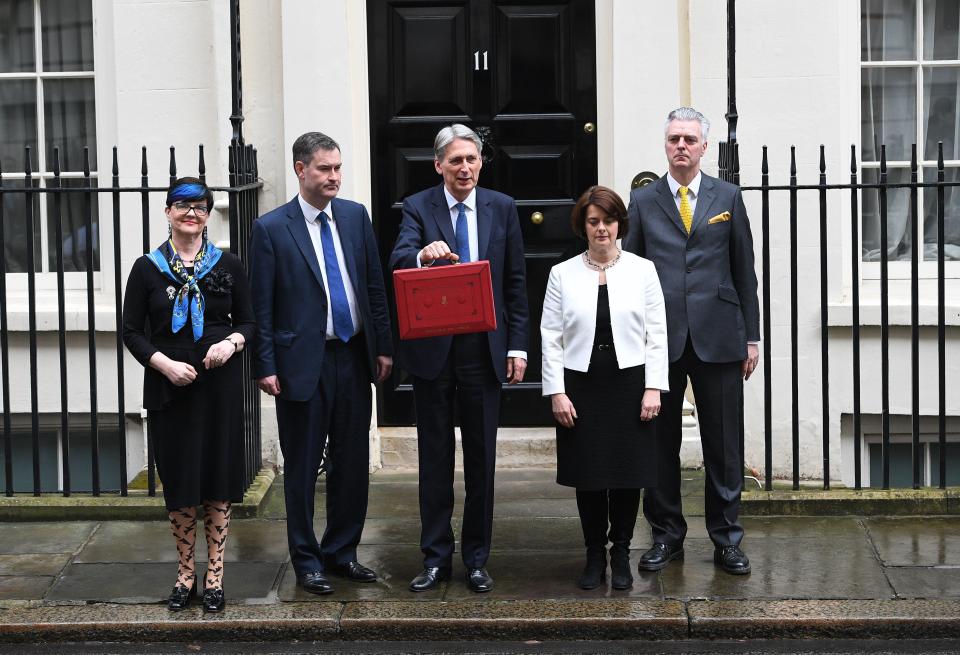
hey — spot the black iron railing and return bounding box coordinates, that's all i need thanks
[719,140,957,491]
[0,142,262,497]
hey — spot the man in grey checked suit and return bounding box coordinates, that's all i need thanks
[623,107,760,575]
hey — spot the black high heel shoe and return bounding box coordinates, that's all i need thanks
[167,577,196,612]
[202,584,225,613]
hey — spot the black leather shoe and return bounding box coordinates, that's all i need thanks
[330,561,378,583]
[714,545,751,575]
[167,579,196,612]
[409,566,451,592]
[297,570,335,595]
[637,543,684,571]
[465,567,494,593]
[202,586,225,613]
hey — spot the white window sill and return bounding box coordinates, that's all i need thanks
[827,301,960,327]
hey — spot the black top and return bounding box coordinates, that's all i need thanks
[122,250,256,408]
[593,284,613,347]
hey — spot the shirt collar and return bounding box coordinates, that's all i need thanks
[667,171,702,198]
[299,194,334,224]
[443,186,477,213]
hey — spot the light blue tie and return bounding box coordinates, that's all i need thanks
[318,210,354,342]
[455,202,471,263]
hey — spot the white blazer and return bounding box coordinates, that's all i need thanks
[540,250,669,396]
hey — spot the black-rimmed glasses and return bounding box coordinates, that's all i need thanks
[172,201,210,217]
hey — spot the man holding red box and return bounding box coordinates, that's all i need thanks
[390,124,529,593]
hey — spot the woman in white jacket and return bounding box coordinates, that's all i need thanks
[541,185,669,591]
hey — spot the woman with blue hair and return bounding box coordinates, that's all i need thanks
[122,177,255,613]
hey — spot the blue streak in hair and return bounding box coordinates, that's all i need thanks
[168,183,207,203]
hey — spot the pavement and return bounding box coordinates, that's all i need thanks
[0,467,959,643]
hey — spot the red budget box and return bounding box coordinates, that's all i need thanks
[393,260,497,340]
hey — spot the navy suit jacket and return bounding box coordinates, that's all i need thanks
[389,184,529,382]
[248,196,393,402]
[623,173,760,364]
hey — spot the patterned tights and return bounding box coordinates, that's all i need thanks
[168,499,232,590]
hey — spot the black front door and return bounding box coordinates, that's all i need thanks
[368,0,598,426]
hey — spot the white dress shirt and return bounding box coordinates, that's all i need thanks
[298,195,362,340]
[666,170,702,214]
[416,186,526,361]
[416,187,479,266]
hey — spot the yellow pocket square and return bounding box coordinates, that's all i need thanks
[708,212,731,224]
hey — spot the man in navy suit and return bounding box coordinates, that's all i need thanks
[390,124,529,593]
[249,132,393,595]
[624,107,760,575]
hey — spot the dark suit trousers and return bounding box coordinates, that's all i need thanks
[643,338,744,548]
[276,335,371,576]
[412,333,500,569]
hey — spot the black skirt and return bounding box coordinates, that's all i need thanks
[148,347,246,511]
[555,285,657,490]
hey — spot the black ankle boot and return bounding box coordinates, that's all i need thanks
[577,548,607,590]
[610,544,633,590]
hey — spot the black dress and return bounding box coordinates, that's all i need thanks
[556,284,656,490]
[122,249,256,511]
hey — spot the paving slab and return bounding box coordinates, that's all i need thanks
[338,599,688,640]
[0,523,97,555]
[489,517,583,550]
[47,562,282,603]
[865,517,960,566]
[74,522,173,563]
[740,516,869,540]
[886,567,960,598]
[350,517,423,545]
[441,549,662,601]
[688,599,960,639]
[492,497,580,518]
[659,537,892,600]
[75,519,290,564]
[0,554,70,576]
[0,576,56,601]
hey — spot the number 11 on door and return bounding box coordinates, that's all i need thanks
[473,50,488,71]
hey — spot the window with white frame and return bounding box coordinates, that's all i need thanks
[0,0,97,273]
[861,0,960,265]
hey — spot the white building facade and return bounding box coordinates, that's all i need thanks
[0,0,957,493]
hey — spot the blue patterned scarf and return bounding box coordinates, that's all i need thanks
[146,239,223,341]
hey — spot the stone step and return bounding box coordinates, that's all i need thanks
[379,411,703,470]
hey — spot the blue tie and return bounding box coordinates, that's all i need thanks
[318,210,354,342]
[455,202,471,263]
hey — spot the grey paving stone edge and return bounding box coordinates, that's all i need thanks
[1,599,959,643]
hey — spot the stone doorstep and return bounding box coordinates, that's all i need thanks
[0,468,276,522]
[379,423,704,470]
[0,599,959,642]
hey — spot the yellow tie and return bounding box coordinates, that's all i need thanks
[679,185,693,234]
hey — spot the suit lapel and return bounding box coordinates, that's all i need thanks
[689,174,718,238]
[655,177,688,237]
[285,197,326,289]
[430,184,457,249]
[476,188,492,260]
[331,198,361,286]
